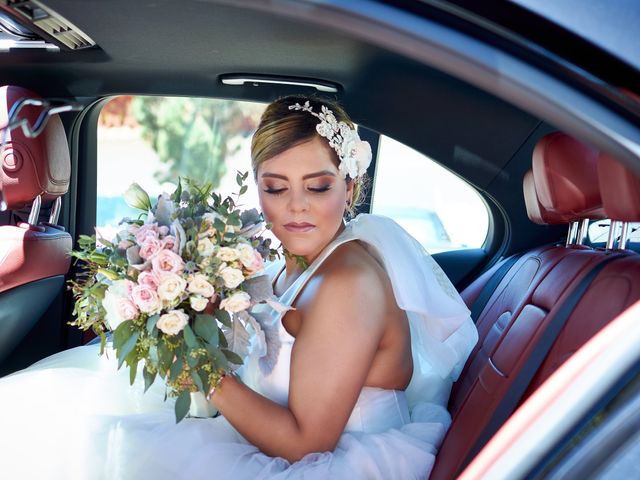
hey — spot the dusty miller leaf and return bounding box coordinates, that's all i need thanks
[243,275,273,303]
[221,316,250,366]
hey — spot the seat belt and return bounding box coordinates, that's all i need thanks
[470,253,523,323]
[459,253,623,473]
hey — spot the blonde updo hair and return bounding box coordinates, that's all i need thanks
[251,95,368,218]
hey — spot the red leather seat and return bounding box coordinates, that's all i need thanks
[431,132,611,479]
[524,153,640,394]
[0,85,72,362]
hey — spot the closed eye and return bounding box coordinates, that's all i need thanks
[263,187,287,195]
[308,185,331,193]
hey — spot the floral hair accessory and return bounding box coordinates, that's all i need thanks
[288,101,372,180]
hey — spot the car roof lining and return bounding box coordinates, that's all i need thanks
[0,1,544,191]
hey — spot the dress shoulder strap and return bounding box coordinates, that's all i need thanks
[278,229,357,308]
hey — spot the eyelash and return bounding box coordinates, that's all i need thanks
[262,185,332,195]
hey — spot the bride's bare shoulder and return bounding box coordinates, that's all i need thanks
[301,241,390,313]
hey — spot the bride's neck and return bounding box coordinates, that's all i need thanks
[280,221,347,289]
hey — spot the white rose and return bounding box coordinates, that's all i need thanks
[157,273,187,302]
[217,246,238,262]
[197,238,215,257]
[219,266,244,289]
[157,309,189,336]
[220,291,251,313]
[188,273,215,298]
[198,256,212,268]
[189,295,208,312]
[236,243,256,269]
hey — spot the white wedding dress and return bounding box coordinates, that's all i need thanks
[0,214,477,479]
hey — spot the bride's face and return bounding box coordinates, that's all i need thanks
[257,136,353,262]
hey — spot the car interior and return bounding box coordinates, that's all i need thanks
[0,1,639,478]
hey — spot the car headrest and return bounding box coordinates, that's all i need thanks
[0,85,71,210]
[523,170,565,225]
[598,153,640,221]
[532,132,605,221]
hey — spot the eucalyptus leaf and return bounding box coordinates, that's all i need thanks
[218,327,228,348]
[113,320,133,350]
[143,367,157,392]
[172,177,182,203]
[99,333,107,355]
[175,391,191,423]
[215,310,231,327]
[222,348,244,366]
[146,314,159,334]
[169,355,184,382]
[191,370,204,392]
[194,314,217,344]
[211,349,229,371]
[149,345,159,366]
[117,331,140,369]
[128,361,138,385]
[157,339,173,374]
[198,369,210,394]
[186,350,199,368]
[183,324,199,349]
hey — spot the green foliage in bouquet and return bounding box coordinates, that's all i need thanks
[69,174,278,422]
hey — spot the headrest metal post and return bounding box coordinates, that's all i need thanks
[566,221,578,247]
[618,222,629,250]
[606,220,619,250]
[27,194,41,226]
[576,219,590,245]
[49,197,62,224]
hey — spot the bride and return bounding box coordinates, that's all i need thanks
[0,95,477,479]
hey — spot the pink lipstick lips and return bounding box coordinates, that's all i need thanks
[283,222,315,233]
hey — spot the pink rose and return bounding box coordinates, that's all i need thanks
[161,235,179,252]
[117,298,139,320]
[246,250,265,275]
[151,249,185,274]
[123,279,136,298]
[131,284,162,314]
[138,271,160,290]
[139,238,163,259]
[135,223,159,244]
[158,225,170,237]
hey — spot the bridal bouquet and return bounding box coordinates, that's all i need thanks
[69,174,279,421]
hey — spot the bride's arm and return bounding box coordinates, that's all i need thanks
[211,260,387,462]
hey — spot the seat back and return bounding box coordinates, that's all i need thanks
[431,132,611,480]
[0,85,72,363]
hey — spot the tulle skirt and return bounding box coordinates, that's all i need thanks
[0,345,449,479]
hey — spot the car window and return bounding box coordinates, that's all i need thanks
[371,135,489,253]
[97,95,266,243]
[536,373,640,479]
[588,219,640,248]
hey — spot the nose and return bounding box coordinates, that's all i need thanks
[288,188,309,213]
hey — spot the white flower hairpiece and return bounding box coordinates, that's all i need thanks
[288,101,372,179]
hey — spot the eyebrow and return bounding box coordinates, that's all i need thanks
[260,170,336,181]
